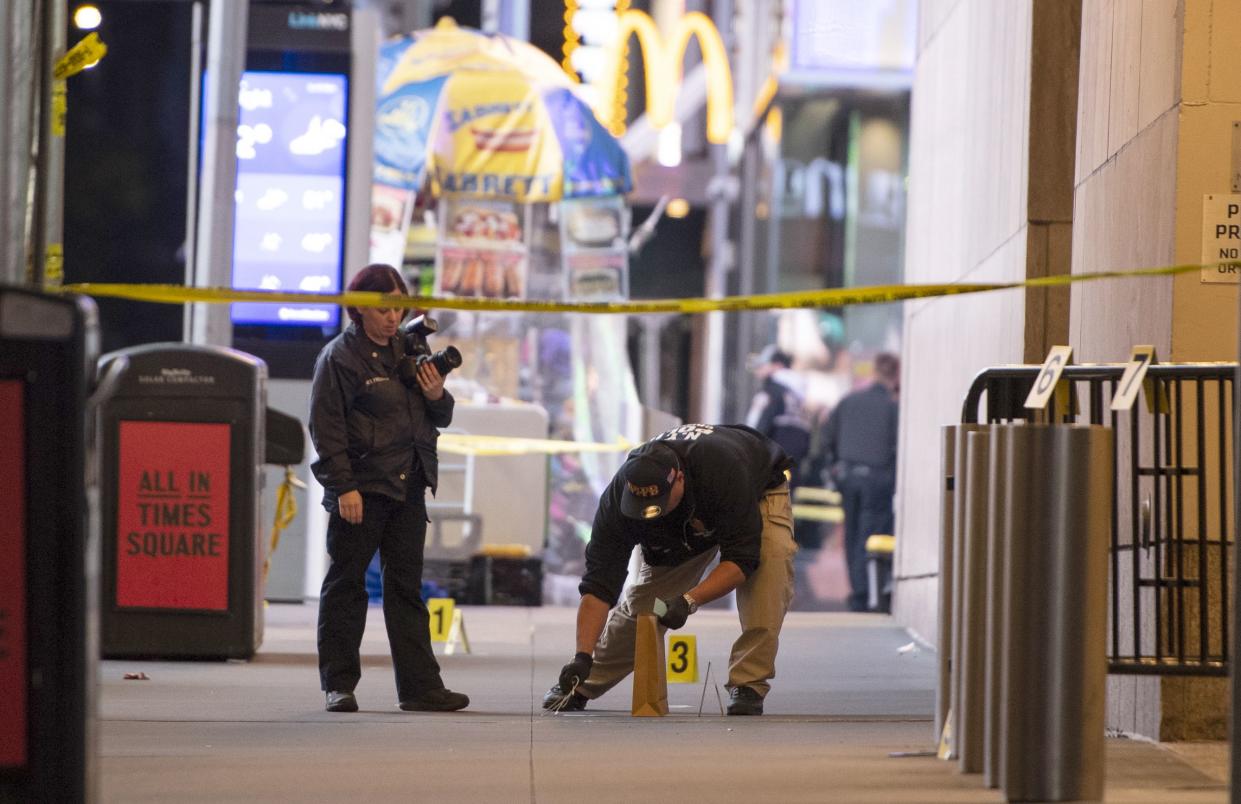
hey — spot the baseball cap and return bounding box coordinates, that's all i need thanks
[618,443,681,520]
[749,344,791,371]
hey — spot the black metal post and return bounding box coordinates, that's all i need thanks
[1231,304,1241,800]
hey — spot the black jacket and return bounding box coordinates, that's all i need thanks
[579,424,791,606]
[309,323,453,511]
[746,374,812,462]
[823,382,898,476]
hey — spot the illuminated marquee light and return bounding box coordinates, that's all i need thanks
[595,10,734,145]
[561,0,628,126]
[612,0,630,137]
[562,0,581,82]
[74,4,102,30]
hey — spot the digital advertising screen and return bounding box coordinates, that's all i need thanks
[229,70,348,327]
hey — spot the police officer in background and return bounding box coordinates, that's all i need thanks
[543,424,797,716]
[823,352,900,612]
[309,263,469,714]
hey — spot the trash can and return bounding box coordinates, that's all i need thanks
[97,343,266,659]
[998,423,1111,802]
[0,286,99,802]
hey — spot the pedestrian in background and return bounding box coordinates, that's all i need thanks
[309,263,469,713]
[745,345,812,488]
[822,353,899,612]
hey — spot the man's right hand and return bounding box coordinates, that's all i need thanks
[558,652,594,692]
[338,490,363,524]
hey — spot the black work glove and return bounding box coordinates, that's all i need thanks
[656,595,692,630]
[558,652,593,692]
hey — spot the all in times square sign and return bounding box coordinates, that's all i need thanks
[116,421,231,611]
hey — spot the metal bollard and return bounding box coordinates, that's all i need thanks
[946,424,986,759]
[958,429,991,774]
[935,426,956,746]
[984,425,1009,789]
[999,424,1111,802]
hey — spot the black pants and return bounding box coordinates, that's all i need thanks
[317,491,443,701]
[838,471,894,612]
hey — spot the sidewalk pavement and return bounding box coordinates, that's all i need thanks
[98,604,1228,802]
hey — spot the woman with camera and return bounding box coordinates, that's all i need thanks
[308,263,469,713]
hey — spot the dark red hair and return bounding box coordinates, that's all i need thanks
[345,263,409,327]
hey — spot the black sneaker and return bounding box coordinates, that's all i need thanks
[726,686,764,716]
[325,691,358,712]
[399,688,470,712]
[542,684,588,712]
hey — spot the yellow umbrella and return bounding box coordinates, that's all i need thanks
[373,19,632,203]
[380,17,573,90]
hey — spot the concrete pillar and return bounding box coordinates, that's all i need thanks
[894,0,1083,649]
[1071,0,1238,740]
[898,0,1236,750]
[186,0,247,347]
[1,0,39,286]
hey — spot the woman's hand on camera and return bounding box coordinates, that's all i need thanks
[338,490,363,524]
[416,361,445,400]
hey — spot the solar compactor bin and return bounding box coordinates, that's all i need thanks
[98,343,267,659]
[0,286,99,802]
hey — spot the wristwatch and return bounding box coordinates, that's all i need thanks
[682,593,700,614]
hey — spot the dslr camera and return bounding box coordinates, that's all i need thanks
[397,313,463,388]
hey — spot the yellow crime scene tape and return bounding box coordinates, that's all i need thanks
[263,466,305,583]
[792,486,843,523]
[54,33,108,80]
[256,434,638,573]
[261,430,841,552]
[436,434,846,522]
[791,504,843,523]
[63,259,1205,546]
[61,259,1210,316]
[438,433,636,456]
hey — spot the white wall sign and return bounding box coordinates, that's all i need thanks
[1201,193,1241,284]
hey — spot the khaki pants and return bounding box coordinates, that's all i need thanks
[579,483,797,700]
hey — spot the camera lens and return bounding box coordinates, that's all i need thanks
[432,346,463,376]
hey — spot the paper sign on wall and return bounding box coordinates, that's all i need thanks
[1201,193,1241,284]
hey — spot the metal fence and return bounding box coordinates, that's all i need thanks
[962,363,1236,676]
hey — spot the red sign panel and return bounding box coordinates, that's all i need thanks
[0,381,27,768]
[116,421,231,611]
